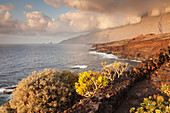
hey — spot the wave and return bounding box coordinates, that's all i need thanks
[0,88,4,93]
[89,51,141,62]
[0,88,14,94]
[129,59,141,62]
[121,58,141,62]
[71,65,88,69]
[0,85,17,93]
[88,51,118,59]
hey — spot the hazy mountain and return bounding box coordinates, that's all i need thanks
[60,13,170,44]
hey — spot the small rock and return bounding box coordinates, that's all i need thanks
[152,77,160,82]
[130,93,139,99]
[132,100,140,106]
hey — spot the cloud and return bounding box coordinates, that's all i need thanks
[3,11,12,21]
[20,10,141,34]
[41,0,170,33]
[44,0,170,15]
[24,5,33,9]
[165,7,170,13]
[0,4,15,14]
[0,0,170,36]
[0,11,19,34]
[44,0,63,7]
[21,11,51,32]
[149,9,161,17]
[0,4,19,34]
[59,11,141,31]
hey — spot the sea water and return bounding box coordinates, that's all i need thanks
[0,44,139,105]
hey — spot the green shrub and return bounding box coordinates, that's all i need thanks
[130,95,170,113]
[102,61,128,81]
[9,68,78,112]
[75,71,109,97]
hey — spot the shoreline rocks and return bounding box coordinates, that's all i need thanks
[91,33,170,61]
[63,47,169,113]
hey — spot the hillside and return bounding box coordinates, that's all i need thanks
[60,13,170,44]
[91,33,170,61]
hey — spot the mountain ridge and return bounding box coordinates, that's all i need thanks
[60,13,170,44]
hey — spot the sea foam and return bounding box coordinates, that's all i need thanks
[89,51,141,62]
[121,58,142,62]
[0,88,4,93]
[71,65,88,69]
[88,51,118,59]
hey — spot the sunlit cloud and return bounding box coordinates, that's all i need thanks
[0,4,15,14]
[20,10,141,34]
[0,0,170,36]
[44,0,170,15]
[0,11,19,34]
[44,0,63,7]
[21,11,51,32]
[41,0,170,33]
[24,5,33,9]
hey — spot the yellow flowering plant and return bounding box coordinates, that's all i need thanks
[102,61,128,81]
[75,71,109,97]
[160,84,170,97]
[130,95,170,113]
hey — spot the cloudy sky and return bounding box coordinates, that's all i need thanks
[0,0,170,44]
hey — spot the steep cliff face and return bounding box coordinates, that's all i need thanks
[91,33,170,61]
[60,13,170,44]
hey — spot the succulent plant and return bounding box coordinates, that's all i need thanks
[130,95,170,113]
[160,84,170,97]
[75,71,109,97]
[8,68,78,112]
[102,61,128,81]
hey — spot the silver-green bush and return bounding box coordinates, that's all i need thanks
[9,68,77,112]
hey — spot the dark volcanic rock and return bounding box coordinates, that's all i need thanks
[91,33,170,61]
[64,48,169,113]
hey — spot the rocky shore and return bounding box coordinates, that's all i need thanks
[62,44,169,112]
[91,33,170,61]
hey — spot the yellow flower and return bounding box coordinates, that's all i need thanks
[152,101,157,106]
[91,77,95,81]
[157,96,164,103]
[155,109,161,113]
[98,76,103,82]
[105,61,107,66]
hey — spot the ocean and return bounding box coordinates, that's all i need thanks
[0,44,139,105]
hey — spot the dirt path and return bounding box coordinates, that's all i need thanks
[115,79,162,113]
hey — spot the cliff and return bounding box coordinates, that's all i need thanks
[91,33,170,61]
[60,13,170,44]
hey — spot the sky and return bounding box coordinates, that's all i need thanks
[0,0,170,44]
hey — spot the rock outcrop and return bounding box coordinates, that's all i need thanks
[91,33,170,61]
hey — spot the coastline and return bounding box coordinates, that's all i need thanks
[90,33,170,61]
[64,47,170,112]
[0,35,169,112]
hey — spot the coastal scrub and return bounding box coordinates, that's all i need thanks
[75,71,109,97]
[9,69,78,112]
